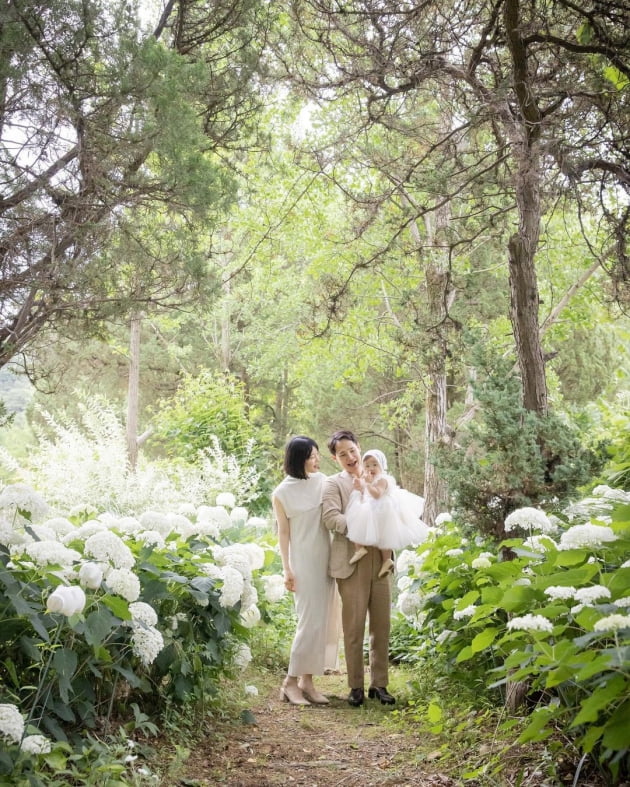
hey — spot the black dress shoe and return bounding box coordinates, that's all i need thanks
[348,687,364,707]
[368,686,396,705]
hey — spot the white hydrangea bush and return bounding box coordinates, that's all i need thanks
[391,488,630,768]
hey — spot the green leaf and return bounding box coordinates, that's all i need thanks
[427,702,443,723]
[571,674,627,726]
[100,595,130,620]
[602,701,630,750]
[456,645,473,663]
[499,585,536,612]
[84,608,119,646]
[471,627,499,653]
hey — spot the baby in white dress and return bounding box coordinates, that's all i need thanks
[346,449,428,577]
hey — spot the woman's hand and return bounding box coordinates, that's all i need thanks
[283,569,296,593]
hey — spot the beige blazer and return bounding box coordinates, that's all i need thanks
[322,471,357,579]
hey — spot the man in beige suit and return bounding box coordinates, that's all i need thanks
[322,429,395,707]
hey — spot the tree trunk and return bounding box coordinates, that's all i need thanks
[504,0,548,416]
[419,205,452,524]
[126,313,142,471]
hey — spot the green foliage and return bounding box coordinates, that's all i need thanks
[394,488,630,780]
[152,371,274,510]
[435,340,603,537]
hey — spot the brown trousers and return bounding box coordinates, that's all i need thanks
[336,545,391,689]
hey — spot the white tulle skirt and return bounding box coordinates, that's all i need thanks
[346,486,428,550]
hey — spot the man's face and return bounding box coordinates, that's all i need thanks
[332,438,362,476]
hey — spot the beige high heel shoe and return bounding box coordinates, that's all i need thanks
[280,680,310,705]
[298,681,330,704]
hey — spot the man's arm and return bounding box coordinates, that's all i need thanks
[322,476,347,534]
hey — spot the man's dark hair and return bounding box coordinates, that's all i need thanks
[327,429,359,456]
[284,436,319,479]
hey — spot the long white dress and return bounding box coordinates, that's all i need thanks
[272,472,340,676]
[346,474,429,550]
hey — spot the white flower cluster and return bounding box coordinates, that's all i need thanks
[129,602,158,627]
[0,483,48,520]
[25,540,81,568]
[397,589,425,617]
[544,585,576,601]
[130,623,164,666]
[396,549,428,575]
[573,585,611,605]
[0,703,24,743]
[261,574,286,603]
[453,605,476,620]
[507,614,553,633]
[21,734,52,755]
[593,614,630,633]
[504,507,557,534]
[471,556,492,569]
[105,568,141,602]
[558,524,617,551]
[232,643,252,671]
[613,596,630,608]
[84,531,135,569]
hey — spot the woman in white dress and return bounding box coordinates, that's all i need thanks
[346,449,428,578]
[273,436,339,705]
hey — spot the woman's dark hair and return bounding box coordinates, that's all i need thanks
[284,436,318,479]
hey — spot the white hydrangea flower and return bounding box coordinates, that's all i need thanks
[591,485,630,503]
[505,507,556,534]
[230,506,249,524]
[593,614,630,633]
[514,577,532,586]
[453,605,476,620]
[523,535,556,553]
[42,517,75,537]
[129,602,158,627]
[507,614,553,633]
[198,505,231,531]
[260,574,286,603]
[62,520,107,544]
[0,518,28,546]
[395,549,428,575]
[471,557,491,569]
[558,524,617,550]
[397,590,424,617]
[25,540,81,568]
[105,568,141,602]
[0,703,25,743]
[199,562,223,581]
[396,574,414,592]
[247,516,269,530]
[613,596,630,608]
[138,511,172,538]
[244,684,259,696]
[136,530,166,550]
[166,513,194,538]
[20,734,51,754]
[193,520,221,539]
[111,516,143,535]
[239,543,265,571]
[435,512,453,526]
[233,643,252,670]
[445,548,464,557]
[574,585,611,605]
[215,492,236,509]
[29,525,57,541]
[544,586,577,601]
[130,624,164,666]
[218,566,244,608]
[213,545,253,580]
[0,483,48,520]
[240,604,261,628]
[85,531,135,569]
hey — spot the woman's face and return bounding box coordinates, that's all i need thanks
[304,447,320,475]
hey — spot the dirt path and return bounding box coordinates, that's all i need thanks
[174,672,458,786]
